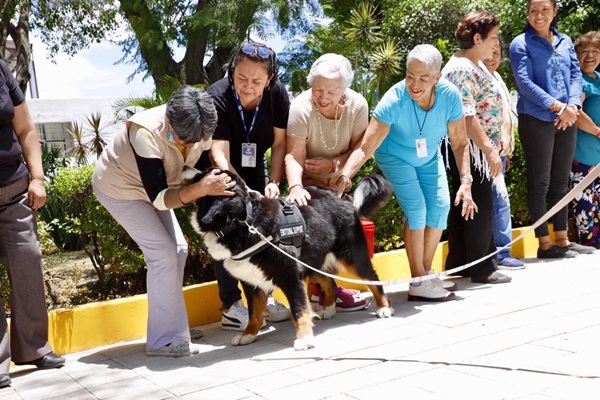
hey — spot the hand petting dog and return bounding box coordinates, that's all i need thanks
[180,168,236,204]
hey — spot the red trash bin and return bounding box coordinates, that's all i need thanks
[360,220,375,259]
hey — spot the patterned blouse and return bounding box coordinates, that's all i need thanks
[442,56,508,183]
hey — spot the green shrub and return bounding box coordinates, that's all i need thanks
[49,164,215,300]
[38,144,80,251]
[51,165,146,299]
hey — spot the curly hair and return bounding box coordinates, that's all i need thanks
[455,11,500,50]
[574,31,600,53]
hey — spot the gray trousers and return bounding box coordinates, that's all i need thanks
[0,175,52,373]
[93,184,191,351]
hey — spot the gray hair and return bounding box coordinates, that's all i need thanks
[406,45,443,74]
[307,53,354,89]
[166,85,217,143]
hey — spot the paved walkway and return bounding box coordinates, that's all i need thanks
[3,252,600,400]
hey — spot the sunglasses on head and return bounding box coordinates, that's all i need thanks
[240,43,273,59]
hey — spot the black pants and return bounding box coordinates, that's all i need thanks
[213,260,241,310]
[443,141,497,278]
[518,114,577,237]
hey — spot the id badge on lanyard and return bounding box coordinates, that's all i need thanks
[416,138,427,158]
[232,85,260,169]
[241,143,257,167]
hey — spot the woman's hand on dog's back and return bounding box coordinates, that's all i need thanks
[179,169,236,204]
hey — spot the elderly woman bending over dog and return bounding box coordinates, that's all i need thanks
[285,53,371,312]
[93,85,234,357]
[338,44,476,302]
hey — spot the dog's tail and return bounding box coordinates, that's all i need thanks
[353,174,392,219]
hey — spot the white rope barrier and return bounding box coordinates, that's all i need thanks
[243,164,600,286]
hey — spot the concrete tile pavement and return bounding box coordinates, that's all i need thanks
[3,252,600,399]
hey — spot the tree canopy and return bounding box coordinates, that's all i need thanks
[1,0,599,97]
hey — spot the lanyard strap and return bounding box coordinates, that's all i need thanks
[411,90,434,138]
[231,85,261,142]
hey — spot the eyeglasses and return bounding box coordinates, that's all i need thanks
[240,43,273,59]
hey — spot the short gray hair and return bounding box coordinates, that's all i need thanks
[166,85,217,143]
[307,53,354,89]
[406,45,443,74]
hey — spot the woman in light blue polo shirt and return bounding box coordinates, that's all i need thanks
[570,31,600,248]
[509,0,593,258]
[339,44,476,302]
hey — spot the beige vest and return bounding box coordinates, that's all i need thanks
[93,105,211,203]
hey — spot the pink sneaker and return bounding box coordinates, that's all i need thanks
[308,283,361,303]
[331,286,369,312]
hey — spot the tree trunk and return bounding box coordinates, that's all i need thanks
[0,0,19,55]
[12,1,32,95]
[0,0,33,95]
[204,46,234,84]
[119,0,179,89]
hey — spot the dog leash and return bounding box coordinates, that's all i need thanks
[243,164,600,286]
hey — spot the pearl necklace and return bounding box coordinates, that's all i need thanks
[314,96,344,151]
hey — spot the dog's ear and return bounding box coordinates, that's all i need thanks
[181,166,203,186]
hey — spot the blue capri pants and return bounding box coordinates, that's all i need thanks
[375,151,450,230]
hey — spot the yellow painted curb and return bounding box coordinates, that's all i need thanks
[46,225,541,355]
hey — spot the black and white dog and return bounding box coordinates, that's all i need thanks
[184,168,395,350]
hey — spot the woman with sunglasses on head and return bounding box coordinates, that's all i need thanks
[284,53,370,312]
[510,0,593,258]
[207,41,292,331]
[93,85,231,357]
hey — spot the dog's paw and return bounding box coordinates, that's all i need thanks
[376,306,395,318]
[315,305,336,320]
[293,335,315,351]
[231,333,257,346]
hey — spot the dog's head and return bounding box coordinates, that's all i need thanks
[183,167,251,234]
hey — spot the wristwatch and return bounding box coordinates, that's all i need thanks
[460,174,473,183]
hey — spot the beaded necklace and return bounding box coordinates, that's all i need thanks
[313,95,345,151]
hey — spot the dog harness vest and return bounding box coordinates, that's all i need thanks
[230,199,306,261]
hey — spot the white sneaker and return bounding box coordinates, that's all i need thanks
[222,300,249,331]
[146,341,199,357]
[427,271,457,291]
[266,297,292,322]
[408,279,455,302]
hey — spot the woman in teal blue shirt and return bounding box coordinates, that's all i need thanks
[339,44,475,302]
[570,31,600,248]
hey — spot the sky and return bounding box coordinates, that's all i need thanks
[28,35,156,100]
[28,32,287,101]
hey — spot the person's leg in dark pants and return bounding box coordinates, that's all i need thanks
[443,140,505,282]
[548,126,577,233]
[213,260,242,310]
[519,114,581,257]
